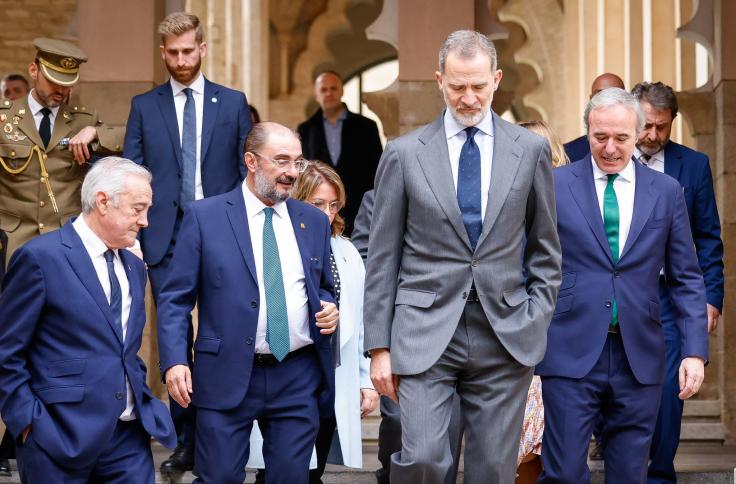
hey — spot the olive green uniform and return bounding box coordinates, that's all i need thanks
[0,96,123,264]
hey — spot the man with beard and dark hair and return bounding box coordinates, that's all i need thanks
[157,122,339,483]
[564,73,625,162]
[631,81,723,484]
[123,11,252,475]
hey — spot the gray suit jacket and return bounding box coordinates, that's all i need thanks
[363,112,562,375]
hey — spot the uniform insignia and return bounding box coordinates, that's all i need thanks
[17,108,25,115]
[12,116,19,125]
[60,57,79,69]
[63,111,71,120]
[3,123,12,133]
[0,114,5,122]
[10,132,27,142]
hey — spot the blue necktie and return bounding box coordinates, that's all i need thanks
[39,108,51,148]
[104,250,123,339]
[180,87,196,207]
[603,174,620,326]
[263,208,290,361]
[457,127,482,249]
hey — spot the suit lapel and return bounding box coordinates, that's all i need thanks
[416,115,472,250]
[476,114,523,248]
[61,223,124,345]
[119,250,142,345]
[620,162,659,260]
[156,82,183,169]
[200,78,219,165]
[46,102,73,151]
[14,97,44,148]
[663,142,683,180]
[287,200,314,283]
[569,159,614,263]
[224,188,258,285]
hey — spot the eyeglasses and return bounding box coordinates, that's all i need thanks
[310,199,341,214]
[252,152,310,173]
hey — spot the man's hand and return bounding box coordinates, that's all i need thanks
[679,357,705,400]
[68,126,98,165]
[707,304,721,333]
[165,364,192,408]
[370,349,399,403]
[21,425,31,444]
[360,388,380,417]
[315,300,338,334]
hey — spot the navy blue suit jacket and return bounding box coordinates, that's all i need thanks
[123,78,251,266]
[536,160,708,384]
[0,222,176,467]
[564,134,589,162]
[661,141,723,310]
[156,188,336,415]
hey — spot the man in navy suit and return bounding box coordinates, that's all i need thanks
[564,73,625,163]
[630,81,724,484]
[0,157,176,483]
[537,88,708,483]
[123,12,251,472]
[157,122,339,484]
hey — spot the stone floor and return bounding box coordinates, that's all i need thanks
[0,441,734,483]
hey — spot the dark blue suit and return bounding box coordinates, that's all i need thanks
[157,188,336,483]
[563,134,590,162]
[0,222,176,481]
[648,141,723,484]
[124,77,251,448]
[537,159,708,483]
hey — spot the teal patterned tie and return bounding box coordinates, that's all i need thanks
[263,207,290,360]
[603,174,619,327]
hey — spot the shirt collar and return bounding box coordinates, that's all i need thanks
[591,156,635,183]
[633,146,664,165]
[322,106,348,124]
[444,108,494,140]
[170,72,205,97]
[27,90,59,118]
[73,214,116,260]
[241,179,289,220]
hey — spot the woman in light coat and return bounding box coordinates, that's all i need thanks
[249,161,379,483]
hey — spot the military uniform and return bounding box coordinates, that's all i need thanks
[0,38,123,265]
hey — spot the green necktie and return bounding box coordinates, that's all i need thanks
[603,173,619,326]
[263,207,290,361]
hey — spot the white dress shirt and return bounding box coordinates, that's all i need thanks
[634,146,665,173]
[444,109,494,221]
[72,215,135,420]
[28,91,59,132]
[170,72,205,200]
[591,158,636,258]
[241,181,312,354]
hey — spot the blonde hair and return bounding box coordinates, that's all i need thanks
[518,120,570,168]
[293,161,346,237]
[158,12,203,43]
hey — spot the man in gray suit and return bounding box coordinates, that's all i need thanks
[364,30,562,484]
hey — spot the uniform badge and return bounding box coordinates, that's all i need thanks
[3,123,12,133]
[12,116,19,125]
[17,108,25,115]
[0,114,5,122]
[10,132,27,142]
[63,111,71,120]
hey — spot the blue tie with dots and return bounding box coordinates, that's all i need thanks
[263,208,290,361]
[457,127,482,250]
[180,87,196,207]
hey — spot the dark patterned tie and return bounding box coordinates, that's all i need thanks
[104,250,123,339]
[39,108,51,148]
[457,127,482,250]
[603,174,619,327]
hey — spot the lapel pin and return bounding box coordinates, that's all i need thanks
[17,108,25,115]
[300,222,306,229]
[0,114,5,122]
[211,97,218,103]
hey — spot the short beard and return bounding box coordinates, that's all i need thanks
[636,140,666,156]
[443,90,487,127]
[254,167,292,203]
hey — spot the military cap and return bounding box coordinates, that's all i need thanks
[33,38,88,87]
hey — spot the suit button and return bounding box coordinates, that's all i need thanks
[462,292,467,299]
[115,392,124,400]
[39,200,45,207]
[471,259,479,267]
[605,301,612,308]
[251,300,257,308]
[246,337,253,345]
[173,200,178,207]
[614,271,621,277]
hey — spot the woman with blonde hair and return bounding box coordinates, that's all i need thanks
[515,119,568,484]
[250,161,378,483]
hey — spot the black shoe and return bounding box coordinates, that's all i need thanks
[589,441,604,461]
[160,444,194,474]
[0,458,10,477]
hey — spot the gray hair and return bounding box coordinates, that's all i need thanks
[631,81,678,118]
[584,87,645,135]
[438,30,497,73]
[81,157,152,214]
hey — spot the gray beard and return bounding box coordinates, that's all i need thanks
[254,168,291,203]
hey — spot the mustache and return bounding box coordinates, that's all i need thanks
[276,175,296,184]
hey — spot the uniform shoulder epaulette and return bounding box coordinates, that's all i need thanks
[70,105,94,115]
[1,99,12,110]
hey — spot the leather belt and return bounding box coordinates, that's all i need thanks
[254,344,313,366]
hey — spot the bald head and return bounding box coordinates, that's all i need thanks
[244,122,300,155]
[591,73,625,98]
